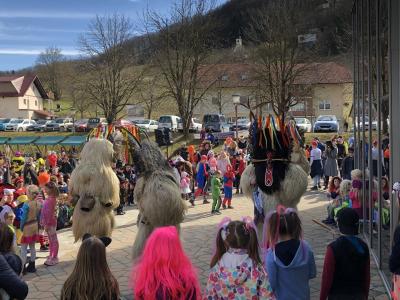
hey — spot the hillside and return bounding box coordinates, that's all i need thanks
[130,0,353,63]
[0,0,354,119]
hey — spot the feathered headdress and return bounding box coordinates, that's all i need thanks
[248,115,302,195]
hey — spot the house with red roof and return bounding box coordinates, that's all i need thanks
[0,74,51,119]
[195,62,353,129]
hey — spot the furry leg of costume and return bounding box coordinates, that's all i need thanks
[131,142,186,260]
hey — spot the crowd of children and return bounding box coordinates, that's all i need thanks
[173,137,247,215]
[0,133,393,299]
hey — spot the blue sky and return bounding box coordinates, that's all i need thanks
[0,0,227,71]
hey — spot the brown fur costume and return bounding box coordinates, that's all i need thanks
[131,141,186,259]
[69,138,120,241]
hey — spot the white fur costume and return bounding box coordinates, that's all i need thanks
[70,138,120,241]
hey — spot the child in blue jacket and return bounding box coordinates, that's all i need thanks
[265,206,316,300]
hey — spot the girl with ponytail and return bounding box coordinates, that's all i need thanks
[204,217,273,299]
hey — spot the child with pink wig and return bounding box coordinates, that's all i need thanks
[204,217,274,299]
[132,226,201,300]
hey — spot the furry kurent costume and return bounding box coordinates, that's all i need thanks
[240,116,309,239]
[70,125,185,259]
[69,138,120,241]
[131,141,186,259]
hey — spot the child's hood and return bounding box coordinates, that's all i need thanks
[270,240,311,269]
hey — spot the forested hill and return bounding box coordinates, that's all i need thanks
[209,0,352,55]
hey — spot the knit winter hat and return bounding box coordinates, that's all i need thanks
[337,208,359,235]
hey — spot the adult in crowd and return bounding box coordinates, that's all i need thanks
[0,223,29,300]
[323,141,338,189]
[372,140,386,178]
[216,151,231,176]
[310,140,323,190]
[23,157,38,186]
[341,147,354,180]
[59,156,73,175]
[336,137,346,173]
[237,135,247,153]
[226,141,238,158]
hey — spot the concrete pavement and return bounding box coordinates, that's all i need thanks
[24,188,390,300]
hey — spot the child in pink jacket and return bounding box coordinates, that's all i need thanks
[40,182,59,266]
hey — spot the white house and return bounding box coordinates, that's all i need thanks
[0,74,51,119]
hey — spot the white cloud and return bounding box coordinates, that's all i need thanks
[0,11,94,19]
[0,48,81,56]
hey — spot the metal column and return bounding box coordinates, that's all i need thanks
[375,0,383,269]
[389,0,400,236]
[367,0,373,246]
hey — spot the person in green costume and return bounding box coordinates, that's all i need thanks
[211,171,222,215]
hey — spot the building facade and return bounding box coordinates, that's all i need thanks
[194,62,353,128]
[0,74,49,119]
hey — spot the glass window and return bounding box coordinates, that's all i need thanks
[319,100,331,110]
[159,116,172,123]
[290,103,305,111]
[23,99,27,105]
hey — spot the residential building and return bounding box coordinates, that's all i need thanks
[0,74,50,119]
[194,62,353,128]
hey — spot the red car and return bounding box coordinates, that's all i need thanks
[74,119,89,132]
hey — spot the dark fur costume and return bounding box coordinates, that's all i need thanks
[241,116,308,240]
[130,141,186,259]
[249,117,297,195]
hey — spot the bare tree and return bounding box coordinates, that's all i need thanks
[211,78,231,114]
[65,72,94,119]
[137,74,165,119]
[145,0,219,137]
[79,14,142,123]
[247,0,315,117]
[36,46,64,101]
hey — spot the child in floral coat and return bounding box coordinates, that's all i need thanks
[204,217,273,299]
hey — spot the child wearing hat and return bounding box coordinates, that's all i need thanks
[320,208,370,300]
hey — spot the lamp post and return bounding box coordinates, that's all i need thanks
[70,107,77,133]
[232,94,241,140]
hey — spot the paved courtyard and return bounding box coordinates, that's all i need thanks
[25,187,390,300]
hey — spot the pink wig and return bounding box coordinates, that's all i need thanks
[131,226,201,300]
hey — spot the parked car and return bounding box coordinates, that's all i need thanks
[313,115,340,133]
[134,119,158,132]
[26,119,51,132]
[5,119,36,132]
[114,119,133,128]
[294,117,312,132]
[86,118,107,131]
[230,119,251,131]
[73,119,89,132]
[158,115,181,132]
[203,114,230,133]
[0,118,11,131]
[177,118,202,132]
[45,118,73,132]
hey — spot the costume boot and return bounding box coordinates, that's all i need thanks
[26,261,36,273]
